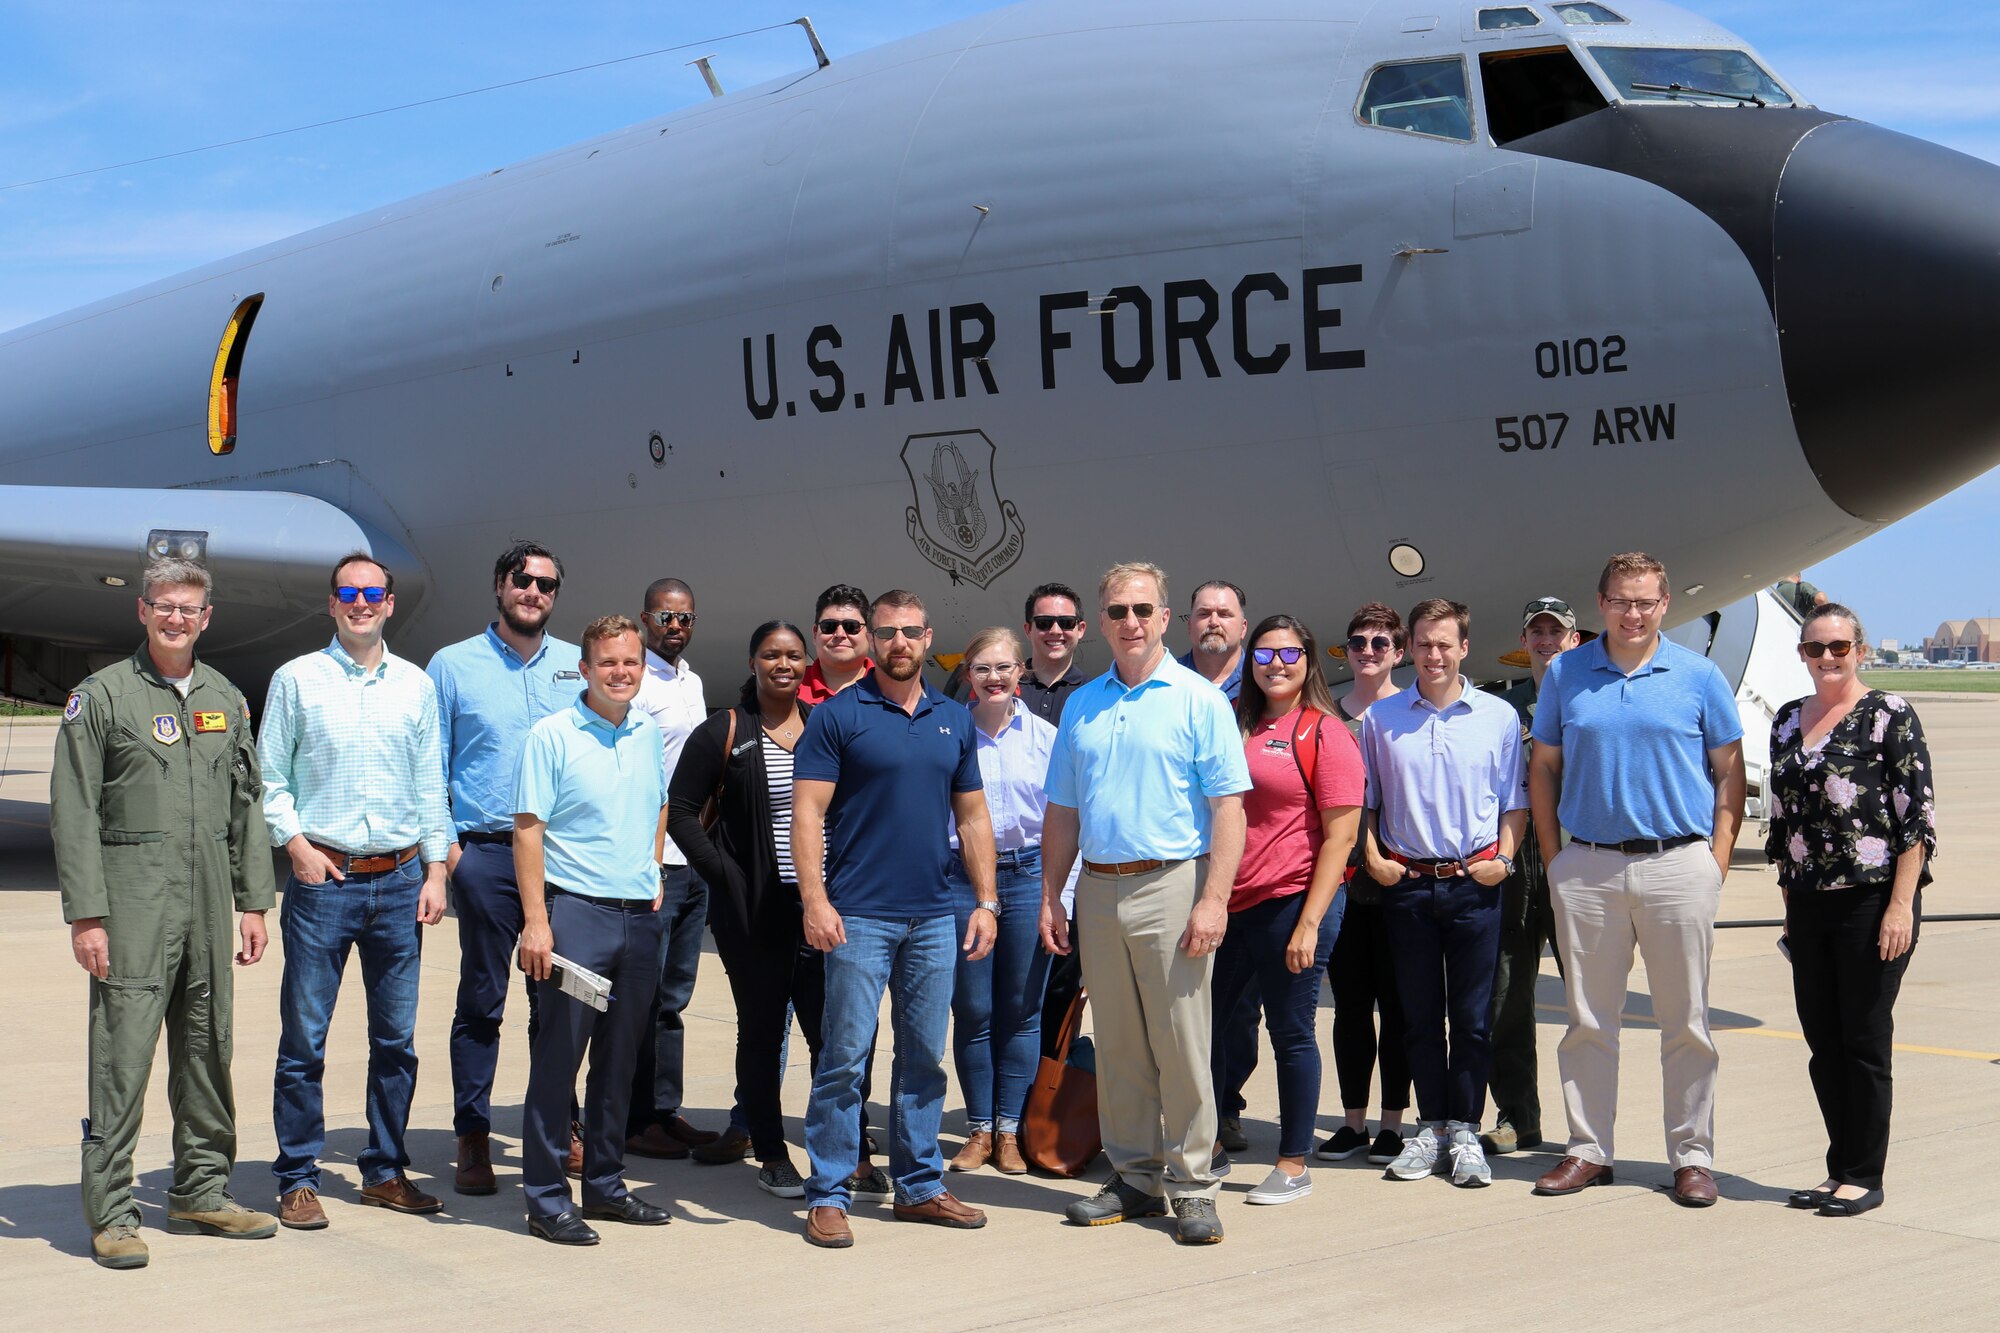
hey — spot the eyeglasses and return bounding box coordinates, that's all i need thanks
[142,599,207,621]
[816,618,864,637]
[1251,646,1306,665]
[644,610,696,628]
[334,586,388,604]
[1104,603,1157,621]
[1347,634,1395,653]
[1800,640,1855,659]
[870,625,929,641]
[968,663,1021,679]
[1604,598,1663,615]
[509,572,560,595]
[1031,615,1081,631]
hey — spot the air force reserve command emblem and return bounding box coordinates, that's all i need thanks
[901,430,1025,589]
[63,692,84,722]
[152,714,182,746]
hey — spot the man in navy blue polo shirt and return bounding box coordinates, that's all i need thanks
[792,589,999,1250]
[1529,552,1744,1209]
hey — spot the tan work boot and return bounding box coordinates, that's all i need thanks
[456,1131,497,1195]
[279,1186,328,1230]
[166,1199,278,1239]
[992,1131,1028,1175]
[91,1223,149,1269]
[950,1129,993,1172]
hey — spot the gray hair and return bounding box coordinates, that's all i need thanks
[1098,560,1169,607]
[142,556,212,601]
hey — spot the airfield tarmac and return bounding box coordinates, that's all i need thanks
[0,698,1994,1331]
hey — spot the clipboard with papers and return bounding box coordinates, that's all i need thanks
[548,953,613,1012]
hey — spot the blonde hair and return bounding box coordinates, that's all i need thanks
[1598,551,1668,597]
[963,626,1025,663]
[1098,561,1169,607]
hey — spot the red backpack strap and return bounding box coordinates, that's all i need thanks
[1291,708,1322,805]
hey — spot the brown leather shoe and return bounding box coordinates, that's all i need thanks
[1533,1155,1615,1196]
[567,1122,585,1178]
[456,1131,497,1195]
[805,1206,853,1249]
[992,1131,1028,1175]
[626,1123,691,1160]
[279,1186,328,1230]
[660,1113,719,1147]
[691,1126,753,1166]
[1672,1165,1718,1208]
[950,1129,993,1172]
[359,1174,444,1214]
[892,1190,987,1229]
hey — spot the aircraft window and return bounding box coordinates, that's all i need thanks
[1480,46,1610,144]
[1478,7,1542,30]
[1358,59,1474,142]
[206,294,263,456]
[1553,2,1626,23]
[1591,47,1793,106]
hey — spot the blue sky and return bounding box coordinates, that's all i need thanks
[2,0,1992,644]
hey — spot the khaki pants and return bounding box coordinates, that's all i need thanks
[1076,860,1218,1200]
[1549,840,1720,1169]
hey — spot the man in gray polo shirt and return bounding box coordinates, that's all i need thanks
[1528,553,1744,1208]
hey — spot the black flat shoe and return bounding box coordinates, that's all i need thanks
[1818,1189,1884,1217]
[527,1209,601,1245]
[582,1194,672,1226]
[1788,1186,1837,1209]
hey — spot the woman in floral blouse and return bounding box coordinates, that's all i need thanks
[1766,603,1934,1218]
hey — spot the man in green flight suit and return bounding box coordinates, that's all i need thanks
[50,556,280,1269]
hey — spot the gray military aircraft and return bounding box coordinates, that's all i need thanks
[3,0,1996,704]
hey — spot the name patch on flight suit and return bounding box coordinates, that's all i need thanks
[152,715,182,745]
[194,711,228,734]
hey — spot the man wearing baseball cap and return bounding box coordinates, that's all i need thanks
[1482,597,1578,1156]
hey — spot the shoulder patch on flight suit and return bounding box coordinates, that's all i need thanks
[63,692,85,722]
[152,714,182,745]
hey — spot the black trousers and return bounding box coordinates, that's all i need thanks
[1790,885,1918,1190]
[1328,896,1411,1113]
[1039,914,1083,1060]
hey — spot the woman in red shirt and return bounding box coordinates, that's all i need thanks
[1209,614,1365,1205]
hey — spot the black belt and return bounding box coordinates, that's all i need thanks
[1572,834,1705,855]
[546,884,654,913]
[460,830,513,846]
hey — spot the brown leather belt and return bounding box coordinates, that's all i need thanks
[1083,858,1174,877]
[309,841,419,875]
[1386,843,1498,878]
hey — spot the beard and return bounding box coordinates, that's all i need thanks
[498,597,550,637]
[1199,629,1230,652]
[881,652,922,681]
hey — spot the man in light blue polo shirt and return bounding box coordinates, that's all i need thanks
[1529,552,1744,1209]
[513,615,671,1245]
[792,589,998,1251]
[424,540,581,1195]
[1358,598,1527,1190]
[1040,560,1251,1245]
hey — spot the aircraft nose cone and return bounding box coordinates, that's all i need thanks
[1775,120,2000,523]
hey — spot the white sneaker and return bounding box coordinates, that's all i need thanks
[1245,1166,1314,1205]
[1448,1124,1492,1188]
[1384,1124,1445,1181]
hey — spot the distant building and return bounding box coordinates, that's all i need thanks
[1924,618,2000,663]
[1880,638,1901,653]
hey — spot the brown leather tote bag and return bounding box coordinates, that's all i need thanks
[1020,987,1101,1177]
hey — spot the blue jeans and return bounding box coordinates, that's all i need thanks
[949,849,1053,1133]
[1209,889,1343,1158]
[627,865,705,1132]
[805,914,955,1209]
[1382,873,1502,1126]
[273,858,424,1192]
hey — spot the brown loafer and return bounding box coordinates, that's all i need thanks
[567,1122,585,1179]
[456,1131,497,1195]
[892,1190,987,1229]
[805,1206,853,1249]
[992,1131,1028,1176]
[950,1129,993,1172]
[660,1113,719,1147]
[626,1123,691,1160]
[1533,1155,1615,1196]
[692,1126,753,1166]
[1672,1165,1718,1208]
[279,1186,328,1230]
[359,1174,444,1215]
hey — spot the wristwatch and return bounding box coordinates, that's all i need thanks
[974,901,1001,916]
[1494,853,1516,875]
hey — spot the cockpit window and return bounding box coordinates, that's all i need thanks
[1358,58,1474,141]
[1590,47,1793,106]
[1478,7,1541,29]
[1553,2,1625,23]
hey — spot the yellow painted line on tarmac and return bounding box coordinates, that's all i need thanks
[1534,1002,2000,1063]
